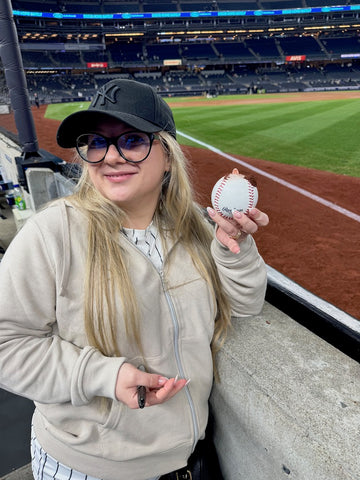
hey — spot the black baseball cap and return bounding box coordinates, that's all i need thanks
[57,79,176,148]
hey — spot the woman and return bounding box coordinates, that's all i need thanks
[0,79,269,480]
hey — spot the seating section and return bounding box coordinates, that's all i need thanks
[179,2,215,10]
[261,0,303,9]
[64,3,102,13]
[21,51,53,68]
[102,3,139,13]
[7,2,360,102]
[17,35,360,71]
[215,42,256,61]
[51,52,84,68]
[305,0,340,6]
[245,38,280,60]
[2,60,360,107]
[180,43,218,60]
[143,0,179,12]
[12,1,58,11]
[321,36,360,55]
[146,44,182,62]
[83,51,109,64]
[108,42,144,64]
[278,36,324,59]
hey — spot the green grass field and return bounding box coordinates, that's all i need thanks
[45,94,360,177]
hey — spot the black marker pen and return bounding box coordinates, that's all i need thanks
[137,365,146,409]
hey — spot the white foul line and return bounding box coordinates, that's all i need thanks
[178,130,360,223]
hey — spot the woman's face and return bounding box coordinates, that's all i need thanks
[85,117,170,227]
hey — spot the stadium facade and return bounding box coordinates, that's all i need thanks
[2,0,360,103]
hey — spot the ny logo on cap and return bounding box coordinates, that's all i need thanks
[92,83,120,107]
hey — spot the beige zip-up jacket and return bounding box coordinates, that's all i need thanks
[0,199,267,480]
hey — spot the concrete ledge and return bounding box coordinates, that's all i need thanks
[0,464,31,480]
[211,301,360,480]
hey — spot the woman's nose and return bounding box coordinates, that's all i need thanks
[104,144,126,164]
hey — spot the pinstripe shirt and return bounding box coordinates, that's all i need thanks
[122,223,163,271]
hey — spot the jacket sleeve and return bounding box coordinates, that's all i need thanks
[211,234,267,317]
[0,213,125,406]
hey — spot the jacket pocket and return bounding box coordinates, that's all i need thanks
[100,399,124,430]
[98,395,191,462]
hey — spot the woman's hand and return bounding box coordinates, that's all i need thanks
[207,169,269,254]
[115,362,188,409]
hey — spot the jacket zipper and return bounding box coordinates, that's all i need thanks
[159,270,199,451]
[121,234,200,449]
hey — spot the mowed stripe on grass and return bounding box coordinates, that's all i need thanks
[46,96,360,177]
[173,98,360,176]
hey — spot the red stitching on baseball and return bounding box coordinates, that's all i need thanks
[246,181,255,213]
[213,177,228,215]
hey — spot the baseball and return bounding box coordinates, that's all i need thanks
[211,174,258,218]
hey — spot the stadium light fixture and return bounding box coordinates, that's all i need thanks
[105,32,144,37]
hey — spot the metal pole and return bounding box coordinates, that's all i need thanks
[0,0,39,155]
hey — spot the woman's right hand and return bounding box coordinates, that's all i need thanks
[115,363,188,409]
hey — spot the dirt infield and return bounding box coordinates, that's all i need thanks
[1,92,359,319]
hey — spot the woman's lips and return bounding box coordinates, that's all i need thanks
[105,172,136,182]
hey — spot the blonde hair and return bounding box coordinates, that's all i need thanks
[68,131,231,365]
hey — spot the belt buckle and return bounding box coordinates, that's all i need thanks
[175,470,192,480]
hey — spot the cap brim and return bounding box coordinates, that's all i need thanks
[57,109,163,148]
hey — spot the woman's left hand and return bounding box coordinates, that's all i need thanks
[115,363,188,409]
[207,205,269,254]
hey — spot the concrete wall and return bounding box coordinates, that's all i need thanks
[211,301,360,480]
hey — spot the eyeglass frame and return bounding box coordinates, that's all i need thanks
[75,130,160,164]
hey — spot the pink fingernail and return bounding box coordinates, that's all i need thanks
[232,210,242,218]
[207,207,216,217]
[158,376,169,385]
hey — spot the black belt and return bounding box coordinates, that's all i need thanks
[158,431,223,480]
[160,467,192,480]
